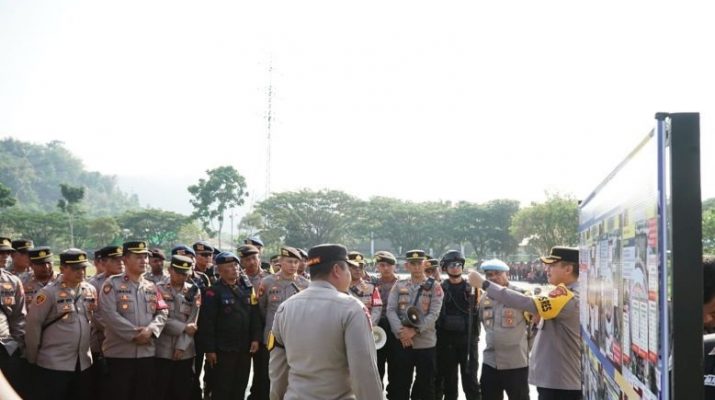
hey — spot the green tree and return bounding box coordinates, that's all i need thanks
[188,166,248,247]
[87,216,122,246]
[510,193,579,255]
[57,183,85,247]
[704,198,715,254]
[117,209,190,249]
[0,209,68,248]
[253,189,361,249]
[0,183,16,208]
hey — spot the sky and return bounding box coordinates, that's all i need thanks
[1,0,713,215]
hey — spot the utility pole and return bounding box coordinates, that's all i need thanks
[265,58,273,198]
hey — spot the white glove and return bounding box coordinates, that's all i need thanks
[467,270,485,289]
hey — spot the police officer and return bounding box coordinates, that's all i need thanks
[297,248,310,279]
[0,239,27,398]
[88,245,124,398]
[244,237,273,273]
[239,244,271,400]
[386,250,444,400]
[469,246,581,400]
[98,240,169,400]
[199,251,261,400]
[269,243,383,399]
[348,251,383,326]
[0,237,14,270]
[193,241,218,284]
[435,250,480,400]
[374,250,399,391]
[155,255,201,400]
[25,248,97,400]
[23,246,57,308]
[478,259,530,400]
[144,248,169,284]
[9,239,32,279]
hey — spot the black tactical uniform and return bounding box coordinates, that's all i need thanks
[200,274,261,400]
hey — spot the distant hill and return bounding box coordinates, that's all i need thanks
[0,138,139,215]
[117,175,194,215]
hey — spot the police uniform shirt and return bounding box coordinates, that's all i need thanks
[269,280,384,400]
[0,270,26,357]
[385,277,444,349]
[97,273,169,358]
[245,268,270,291]
[23,274,56,310]
[376,276,398,320]
[88,272,108,353]
[479,283,530,370]
[155,281,201,360]
[348,279,383,326]
[258,274,310,344]
[25,276,97,371]
[484,281,581,390]
[143,270,170,285]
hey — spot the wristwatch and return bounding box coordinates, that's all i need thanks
[482,280,491,290]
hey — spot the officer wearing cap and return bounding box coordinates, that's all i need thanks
[469,246,581,400]
[8,239,33,279]
[0,237,27,398]
[269,243,383,399]
[269,254,281,273]
[199,251,261,400]
[98,240,169,400]
[477,259,530,400]
[244,237,273,273]
[238,244,271,400]
[297,248,309,279]
[435,250,480,400]
[0,237,14,270]
[25,248,97,399]
[193,241,218,284]
[347,251,383,326]
[155,255,201,400]
[87,245,125,397]
[144,248,169,284]
[373,250,399,390]
[386,250,444,400]
[24,247,57,309]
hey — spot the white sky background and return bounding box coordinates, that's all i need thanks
[1,0,713,215]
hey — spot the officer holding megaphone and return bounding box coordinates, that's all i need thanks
[386,250,444,400]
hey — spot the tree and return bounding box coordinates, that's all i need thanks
[188,166,248,247]
[57,183,85,247]
[0,209,68,248]
[87,217,122,246]
[253,190,361,249]
[704,198,715,254]
[0,183,16,208]
[510,193,579,255]
[117,209,190,249]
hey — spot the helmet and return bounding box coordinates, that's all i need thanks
[439,250,465,271]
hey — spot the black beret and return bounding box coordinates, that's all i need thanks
[215,251,240,265]
[171,244,196,257]
[280,246,302,260]
[150,248,166,260]
[193,241,214,253]
[244,237,264,247]
[237,245,260,257]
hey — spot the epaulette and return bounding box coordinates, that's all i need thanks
[240,274,253,289]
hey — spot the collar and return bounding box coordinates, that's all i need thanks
[309,280,337,291]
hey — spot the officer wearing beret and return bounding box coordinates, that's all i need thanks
[269,244,383,399]
[386,250,444,400]
[25,248,97,400]
[373,250,399,390]
[0,237,14,270]
[199,251,261,400]
[297,248,309,279]
[238,244,271,400]
[0,237,27,397]
[193,241,218,285]
[24,247,57,309]
[478,259,530,400]
[87,245,124,398]
[144,248,169,285]
[469,246,581,400]
[98,240,169,400]
[155,255,201,400]
[8,239,32,279]
[347,251,383,326]
[244,237,273,273]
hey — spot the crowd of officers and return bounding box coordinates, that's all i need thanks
[0,235,581,400]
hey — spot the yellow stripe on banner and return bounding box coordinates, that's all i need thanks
[614,370,640,399]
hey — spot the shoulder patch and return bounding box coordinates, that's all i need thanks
[548,286,568,298]
[205,289,215,297]
[103,285,112,294]
[533,284,574,320]
[35,293,47,305]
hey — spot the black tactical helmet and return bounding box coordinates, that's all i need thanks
[439,250,465,271]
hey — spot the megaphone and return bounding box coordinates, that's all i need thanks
[372,326,387,349]
[401,306,424,329]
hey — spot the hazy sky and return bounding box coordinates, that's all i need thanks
[1,0,713,215]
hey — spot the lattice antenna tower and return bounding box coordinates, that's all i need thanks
[265,59,273,197]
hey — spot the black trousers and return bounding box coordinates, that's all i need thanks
[104,357,156,400]
[192,352,215,400]
[480,364,529,400]
[247,345,270,400]
[377,319,399,393]
[32,360,91,400]
[389,346,436,400]
[0,346,29,399]
[156,357,194,400]
[211,350,252,400]
[435,330,480,400]
[88,352,109,399]
[537,387,582,400]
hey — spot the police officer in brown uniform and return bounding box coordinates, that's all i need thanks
[145,248,169,284]
[23,246,57,309]
[374,250,399,389]
[239,244,271,400]
[9,239,32,279]
[25,248,97,400]
[155,255,201,400]
[348,251,383,326]
[98,240,169,400]
[0,237,14,270]
[0,238,27,398]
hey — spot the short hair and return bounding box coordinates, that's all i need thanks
[309,260,347,280]
[704,255,715,304]
[565,261,579,278]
